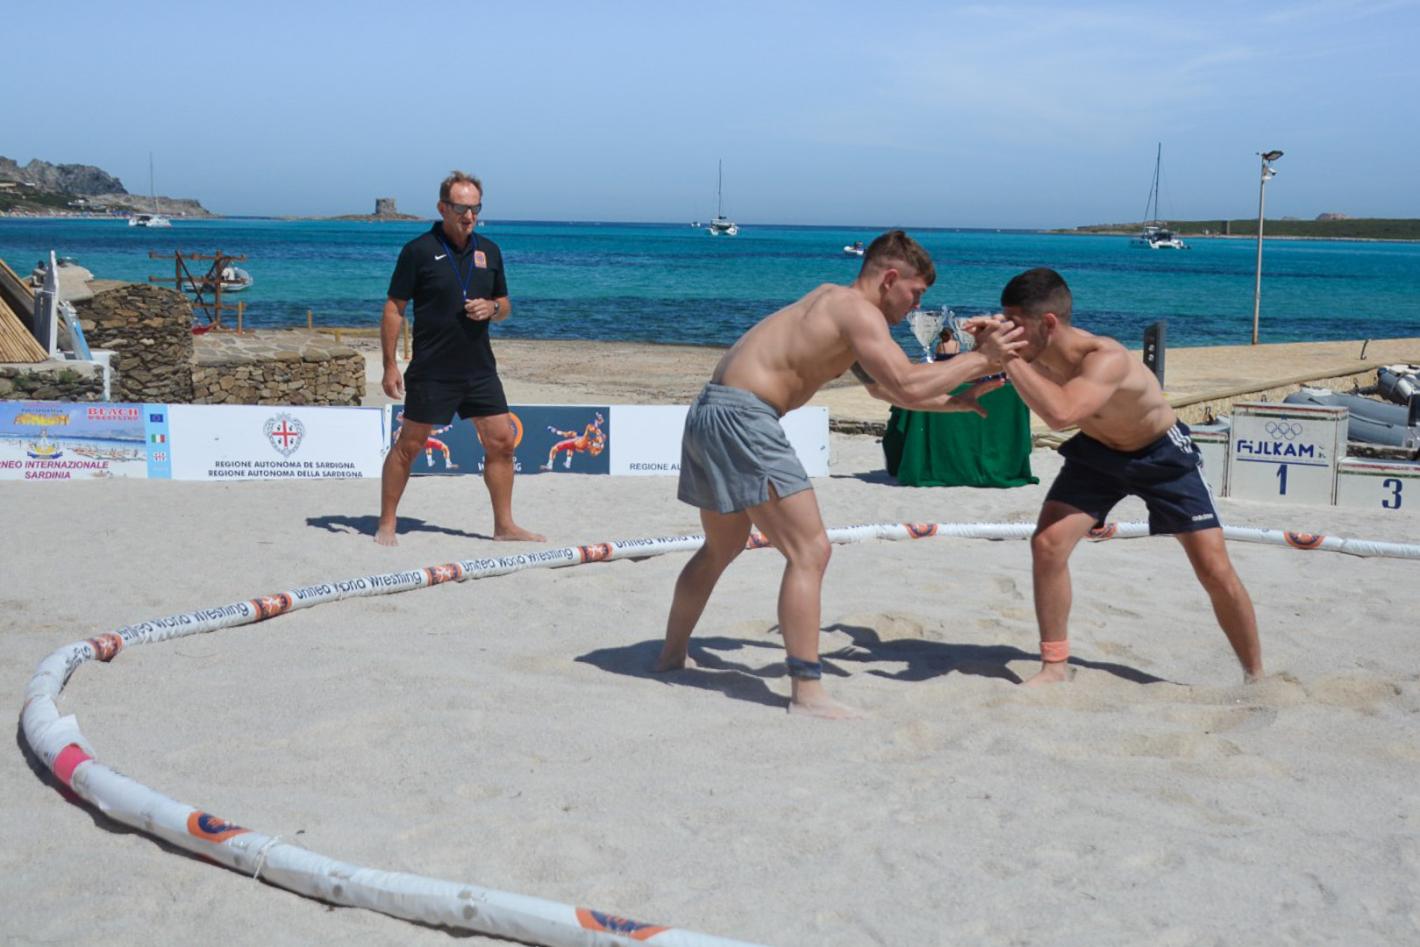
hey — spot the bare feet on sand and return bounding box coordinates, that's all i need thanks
[493,524,546,542]
[653,642,692,673]
[1022,661,1074,686]
[789,680,864,720]
[374,523,398,546]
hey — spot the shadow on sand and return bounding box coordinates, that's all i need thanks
[578,622,1167,707]
[306,514,491,542]
[823,620,1170,686]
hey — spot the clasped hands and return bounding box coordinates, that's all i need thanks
[960,314,1027,369]
[464,297,498,321]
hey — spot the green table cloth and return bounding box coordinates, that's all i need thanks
[882,385,1038,488]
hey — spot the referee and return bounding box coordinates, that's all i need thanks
[375,170,543,546]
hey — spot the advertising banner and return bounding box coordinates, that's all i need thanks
[608,405,830,477]
[0,401,155,480]
[389,404,611,477]
[167,404,385,480]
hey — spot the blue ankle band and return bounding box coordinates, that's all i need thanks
[785,656,822,680]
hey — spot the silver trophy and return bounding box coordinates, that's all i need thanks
[905,306,948,362]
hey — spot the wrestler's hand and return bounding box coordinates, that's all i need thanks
[974,321,1027,366]
[960,314,1007,338]
[464,297,497,321]
[382,366,405,398]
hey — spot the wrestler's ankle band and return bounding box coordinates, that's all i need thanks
[1040,640,1069,663]
[785,656,823,680]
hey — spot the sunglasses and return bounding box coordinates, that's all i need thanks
[444,201,482,216]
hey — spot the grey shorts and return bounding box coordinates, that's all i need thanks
[677,384,812,514]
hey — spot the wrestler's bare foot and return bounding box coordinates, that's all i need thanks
[653,649,695,673]
[493,524,546,542]
[788,680,864,720]
[374,522,399,546]
[1022,661,1073,686]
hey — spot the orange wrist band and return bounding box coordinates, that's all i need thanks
[1040,639,1069,663]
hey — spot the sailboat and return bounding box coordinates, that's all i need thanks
[706,160,738,236]
[129,153,172,228]
[1131,143,1185,249]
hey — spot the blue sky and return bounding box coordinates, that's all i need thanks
[4,0,1416,227]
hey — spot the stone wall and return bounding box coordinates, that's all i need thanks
[1168,367,1378,426]
[75,283,194,403]
[0,360,104,402]
[191,331,364,405]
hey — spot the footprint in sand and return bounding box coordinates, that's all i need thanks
[1119,731,1243,760]
[1093,639,1149,664]
[992,576,1023,600]
[1196,705,1280,734]
[1096,601,1144,620]
[834,612,930,640]
[1303,675,1404,713]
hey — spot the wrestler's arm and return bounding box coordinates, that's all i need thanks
[846,306,1020,407]
[901,377,1007,415]
[1002,346,1129,430]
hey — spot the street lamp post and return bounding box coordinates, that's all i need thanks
[1251,149,1283,345]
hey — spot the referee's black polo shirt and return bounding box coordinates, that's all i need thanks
[388,223,508,383]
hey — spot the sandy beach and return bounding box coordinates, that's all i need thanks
[4,340,1420,945]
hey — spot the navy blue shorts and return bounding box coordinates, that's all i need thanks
[1045,422,1219,535]
[402,374,509,425]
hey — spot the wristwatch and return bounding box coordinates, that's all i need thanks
[492,300,501,317]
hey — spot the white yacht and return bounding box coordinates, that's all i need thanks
[706,160,738,236]
[1131,143,1187,250]
[129,153,172,227]
[1132,225,1186,250]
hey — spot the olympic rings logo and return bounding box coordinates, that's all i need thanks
[1265,421,1303,440]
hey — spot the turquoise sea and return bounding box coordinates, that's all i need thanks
[2,217,1418,352]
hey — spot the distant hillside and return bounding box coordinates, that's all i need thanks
[0,155,212,217]
[1063,217,1420,241]
[0,156,125,194]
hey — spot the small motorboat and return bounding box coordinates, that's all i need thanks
[1284,387,1420,451]
[217,265,253,292]
[1377,364,1420,406]
[843,241,865,256]
[190,265,253,296]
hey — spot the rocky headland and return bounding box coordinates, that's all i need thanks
[0,156,212,217]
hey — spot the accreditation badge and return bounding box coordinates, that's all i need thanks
[473,250,488,269]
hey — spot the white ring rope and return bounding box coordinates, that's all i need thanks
[19,520,1419,946]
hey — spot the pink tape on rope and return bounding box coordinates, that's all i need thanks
[53,744,92,786]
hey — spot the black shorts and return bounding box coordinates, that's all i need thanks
[402,374,509,425]
[1045,423,1219,535]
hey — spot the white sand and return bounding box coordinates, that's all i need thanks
[3,436,1418,945]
